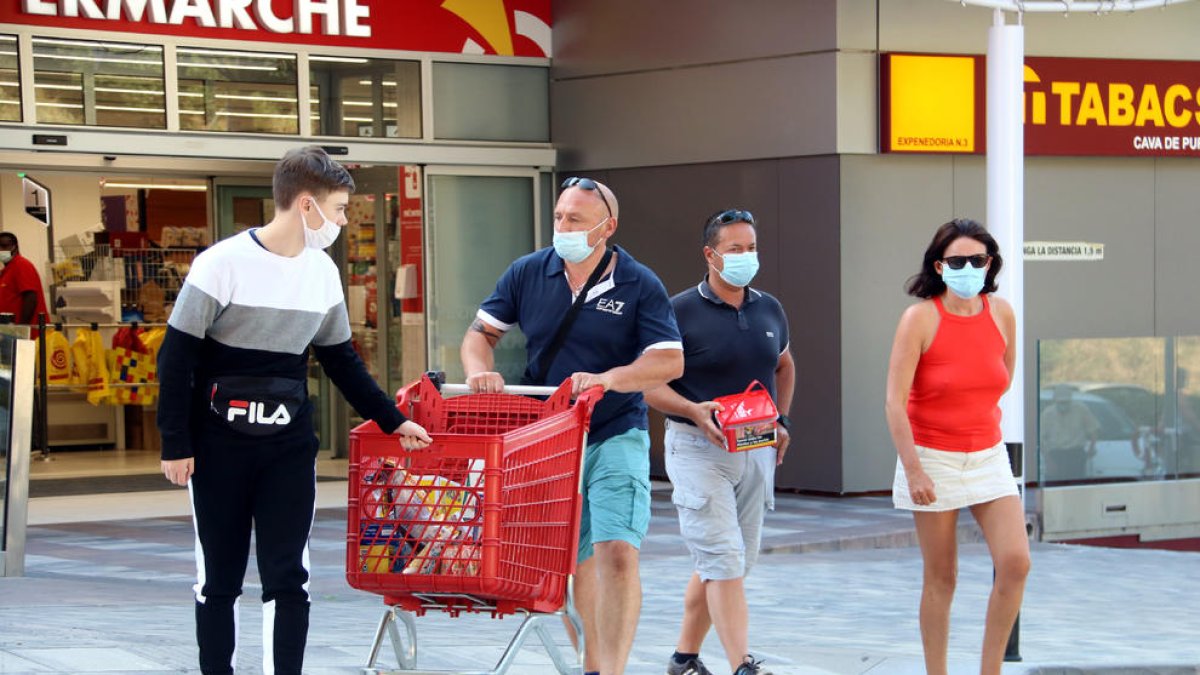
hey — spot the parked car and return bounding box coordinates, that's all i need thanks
[1058,382,1198,477]
[1066,382,1160,429]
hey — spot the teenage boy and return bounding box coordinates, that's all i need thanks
[158,146,431,675]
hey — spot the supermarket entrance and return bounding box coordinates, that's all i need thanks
[9,156,548,488]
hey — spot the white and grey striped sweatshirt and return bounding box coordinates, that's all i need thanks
[156,230,405,460]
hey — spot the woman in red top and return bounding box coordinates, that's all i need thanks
[885,219,1029,675]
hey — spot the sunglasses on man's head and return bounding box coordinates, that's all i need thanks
[712,209,755,226]
[561,176,613,218]
[941,254,990,270]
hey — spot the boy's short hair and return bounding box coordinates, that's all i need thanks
[273,146,355,209]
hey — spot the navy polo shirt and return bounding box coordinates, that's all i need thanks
[666,279,790,426]
[478,245,682,445]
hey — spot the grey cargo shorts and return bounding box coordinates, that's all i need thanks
[664,420,775,581]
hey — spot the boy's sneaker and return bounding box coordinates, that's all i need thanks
[666,654,713,675]
[733,655,773,675]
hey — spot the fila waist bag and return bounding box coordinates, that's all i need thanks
[207,375,306,437]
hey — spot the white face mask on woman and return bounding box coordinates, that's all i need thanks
[301,199,341,249]
[940,260,987,299]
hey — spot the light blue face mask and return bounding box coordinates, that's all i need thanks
[553,217,609,264]
[712,250,760,288]
[941,264,986,299]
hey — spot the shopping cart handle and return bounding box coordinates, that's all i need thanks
[574,385,605,409]
[395,373,603,415]
[440,383,561,397]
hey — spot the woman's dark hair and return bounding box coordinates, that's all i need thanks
[905,218,1003,298]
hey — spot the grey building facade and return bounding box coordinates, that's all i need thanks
[551,0,1200,494]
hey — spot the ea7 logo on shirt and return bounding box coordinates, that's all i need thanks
[595,298,625,315]
[227,400,292,426]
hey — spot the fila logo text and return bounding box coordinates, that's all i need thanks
[227,400,292,426]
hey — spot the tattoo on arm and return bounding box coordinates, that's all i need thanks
[469,318,502,347]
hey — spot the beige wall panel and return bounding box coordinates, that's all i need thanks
[1153,159,1200,338]
[837,50,878,155]
[839,154,956,492]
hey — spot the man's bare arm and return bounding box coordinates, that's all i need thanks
[571,348,684,396]
[467,318,502,347]
[462,318,508,392]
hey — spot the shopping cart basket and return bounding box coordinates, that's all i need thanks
[347,373,603,675]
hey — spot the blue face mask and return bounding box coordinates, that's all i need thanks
[713,250,759,288]
[941,264,986,299]
[553,217,608,264]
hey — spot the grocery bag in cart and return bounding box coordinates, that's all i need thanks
[347,373,602,674]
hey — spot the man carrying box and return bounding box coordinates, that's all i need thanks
[644,209,795,675]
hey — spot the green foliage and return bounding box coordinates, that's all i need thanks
[1039,337,1165,393]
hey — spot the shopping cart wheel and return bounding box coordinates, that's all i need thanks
[366,606,418,671]
[362,600,584,675]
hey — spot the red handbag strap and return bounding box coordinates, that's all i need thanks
[744,380,768,394]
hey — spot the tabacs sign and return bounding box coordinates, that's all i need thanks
[882,53,1200,158]
[1025,57,1200,157]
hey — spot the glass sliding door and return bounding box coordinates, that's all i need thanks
[213,182,273,242]
[425,170,540,385]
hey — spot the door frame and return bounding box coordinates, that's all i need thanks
[210,177,274,242]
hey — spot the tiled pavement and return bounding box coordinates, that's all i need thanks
[1,486,1198,674]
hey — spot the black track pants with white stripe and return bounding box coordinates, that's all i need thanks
[188,433,318,675]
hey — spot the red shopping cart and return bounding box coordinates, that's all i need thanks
[347,373,602,675]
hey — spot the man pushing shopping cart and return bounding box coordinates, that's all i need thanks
[458,177,683,675]
[346,179,680,675]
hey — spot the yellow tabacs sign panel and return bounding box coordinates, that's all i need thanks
[885,54,977,153]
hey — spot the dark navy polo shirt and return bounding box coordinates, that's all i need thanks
[666,279,790,426]
[478,245,682,445]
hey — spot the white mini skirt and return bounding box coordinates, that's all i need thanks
[893,442,1019,511]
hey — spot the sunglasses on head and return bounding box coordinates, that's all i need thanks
[941,254,990,270]
[561,177,613,218]
[712,209,755,226]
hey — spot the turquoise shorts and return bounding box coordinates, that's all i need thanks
[577,428,651,563]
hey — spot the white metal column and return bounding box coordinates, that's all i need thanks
[987,10,1025,483]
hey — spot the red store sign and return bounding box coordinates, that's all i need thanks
[1,0,552,57]
[1025,56,1200,157]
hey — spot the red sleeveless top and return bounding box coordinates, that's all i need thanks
[907,295,1009,452]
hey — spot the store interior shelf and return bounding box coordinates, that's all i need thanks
[55,280,123,324]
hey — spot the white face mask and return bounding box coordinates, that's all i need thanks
[301,199,341,249]
[552,217,608,264]
[0,251,11,264]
